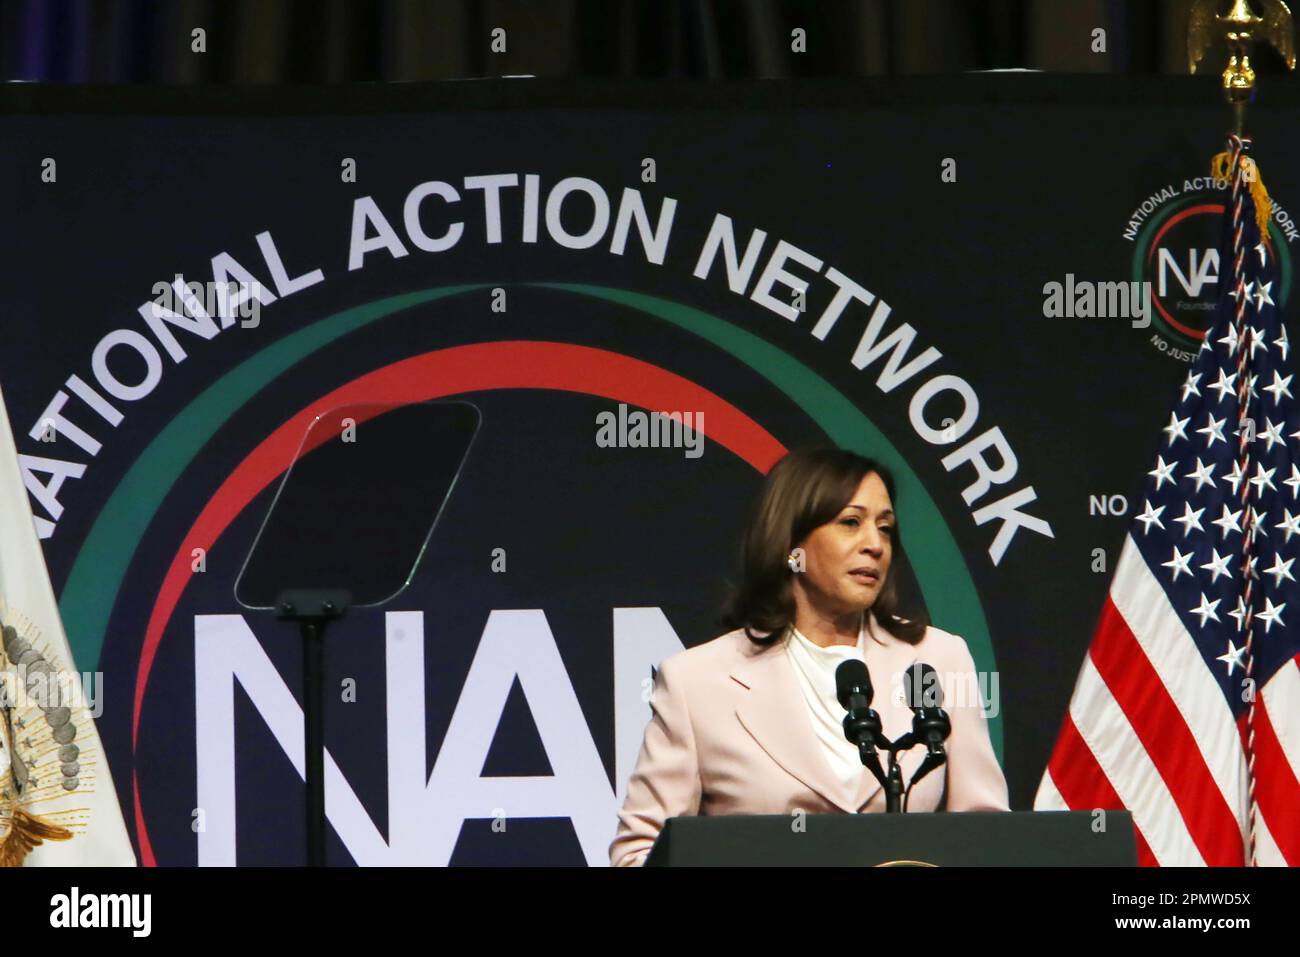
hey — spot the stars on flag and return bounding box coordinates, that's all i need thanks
[1263,370,1293,404]
[1200,548,1234,583]
[1131,236,1298,692]
[1163,412,1190,445]
[1173,502,1206,536]
[1212,503,1243,538]
[1149,455,1177,489]
[1136,500,1165,534]
[1217,639,1246,674]
[1190,592,1222,626]
[1197,413,1227,448]
[1185,458,1217,492]
[1276,508,1300,542]
[1256,596,1286,634]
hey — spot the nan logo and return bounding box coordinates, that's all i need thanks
[49,887,151,938]
[1121,173,1296,362]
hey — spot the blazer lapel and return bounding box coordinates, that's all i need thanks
[731,636,859,814]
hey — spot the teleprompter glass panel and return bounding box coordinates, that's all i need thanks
[234,400,480,610]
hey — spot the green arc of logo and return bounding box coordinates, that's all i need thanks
[60,282,1001,759]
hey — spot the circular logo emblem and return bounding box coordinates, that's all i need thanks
[1130,190,1293,353]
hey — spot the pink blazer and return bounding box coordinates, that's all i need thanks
[610,610,1009,866]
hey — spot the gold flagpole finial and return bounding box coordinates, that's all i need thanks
[1189,0,1296,134]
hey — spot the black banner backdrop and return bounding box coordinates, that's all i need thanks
[1,77,1295,865]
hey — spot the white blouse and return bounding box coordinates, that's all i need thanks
[783,616,872,796]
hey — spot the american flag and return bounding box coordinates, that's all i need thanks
[1035,137,1300,866]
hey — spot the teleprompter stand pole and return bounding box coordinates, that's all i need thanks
[276,588,351,867]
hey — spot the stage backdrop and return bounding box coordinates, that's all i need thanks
[1,77,1296,865]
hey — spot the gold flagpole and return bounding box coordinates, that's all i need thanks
[1188,0,1295,867]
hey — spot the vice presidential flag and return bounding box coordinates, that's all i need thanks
[1035,139,1300,866]
[0,384,135,865]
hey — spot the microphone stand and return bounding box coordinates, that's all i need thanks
[844,709,891,806]
[851,726,947,814]
[882,742,907,814]
[861,730,910,814]
[839,662,951,814]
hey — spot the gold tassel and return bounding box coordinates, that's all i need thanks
[1212,151,1274,247]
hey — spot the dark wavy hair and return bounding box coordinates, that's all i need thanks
[720,447,929,645]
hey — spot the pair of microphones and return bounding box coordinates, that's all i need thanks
[834,658,952,812]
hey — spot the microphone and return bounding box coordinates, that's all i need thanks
[835,658,872,713]
[901,662,951,789]
[835,659,887,752]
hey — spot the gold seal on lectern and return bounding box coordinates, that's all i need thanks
[873,859,939,867]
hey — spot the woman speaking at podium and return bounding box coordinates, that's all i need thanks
[610,447,1009,866]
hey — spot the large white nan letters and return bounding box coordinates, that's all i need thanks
[194,608,682,865]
